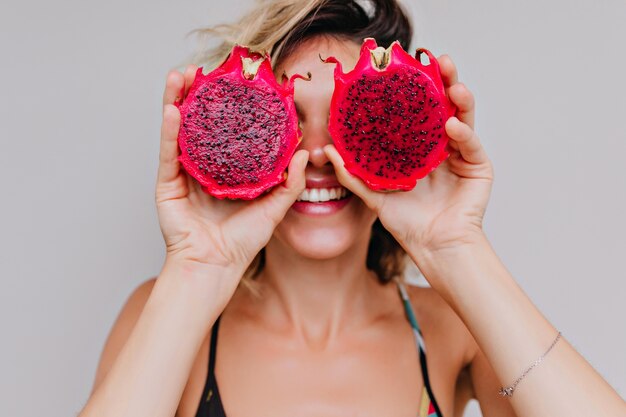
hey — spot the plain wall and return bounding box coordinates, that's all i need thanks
[1,1,624,416]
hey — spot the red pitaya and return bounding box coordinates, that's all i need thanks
[176,45,307,200]
[325,38,455,191]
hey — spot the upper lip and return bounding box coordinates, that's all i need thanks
[305,177,343,189]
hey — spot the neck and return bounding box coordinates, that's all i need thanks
[254,233,384,347]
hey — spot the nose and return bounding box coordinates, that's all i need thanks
[299,116,333,168]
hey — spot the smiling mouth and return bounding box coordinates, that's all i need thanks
[296,186,351,202]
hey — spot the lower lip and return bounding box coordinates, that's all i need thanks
[291,195,353,215]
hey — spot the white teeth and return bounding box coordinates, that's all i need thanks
[309,188,320,202]
[319,189,330,202]
[297,187,349,203]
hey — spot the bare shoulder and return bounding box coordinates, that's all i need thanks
[404,283,478,368]
[91,277,158,393]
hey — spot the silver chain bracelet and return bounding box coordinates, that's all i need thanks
[499,331,562,397]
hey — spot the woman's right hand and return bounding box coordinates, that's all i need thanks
[156,66,308,281]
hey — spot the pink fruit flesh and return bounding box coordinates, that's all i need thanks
[176,45,303,200]
[326,38,456,191]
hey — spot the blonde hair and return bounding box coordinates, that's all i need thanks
[188,0,413,295]
[190,0,323,69]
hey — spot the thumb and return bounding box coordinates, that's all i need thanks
[323,145,383,212]
[255,149,308,224]
[223,150,308,255]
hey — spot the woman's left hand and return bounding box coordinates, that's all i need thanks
[325,55,493,257]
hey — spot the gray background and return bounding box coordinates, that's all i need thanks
[1,0,624,416]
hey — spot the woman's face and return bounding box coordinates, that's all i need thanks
[272,36,377,259]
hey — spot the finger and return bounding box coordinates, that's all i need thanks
[186,174,211,208]
[157,104,181,184]
[447,139,460,151]
[323,144,383,212]
[183,65,199,97]
[445,117,488,165]
[437,54,458,87]
[255,149,309,223]
[447,83,475,129]
[256,149,309,223]
[224,150,309,252]
[163,70,185,106]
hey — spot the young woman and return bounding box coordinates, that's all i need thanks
[79,1,625,416]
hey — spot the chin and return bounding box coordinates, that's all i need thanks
[276,222,355,260]
[271,196,377,260]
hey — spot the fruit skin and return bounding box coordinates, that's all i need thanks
[176,45,305,200]
[325,38,456,191]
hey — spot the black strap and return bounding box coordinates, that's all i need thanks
[195,315,225,417]
[419,348,444,416]
[208,315,221,376]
